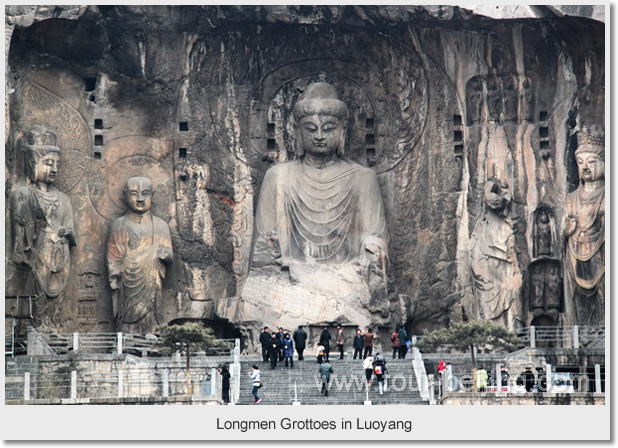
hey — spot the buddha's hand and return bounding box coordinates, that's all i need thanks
[157,247,173,263]
[563,216,577,237]
[110,276,120,290]
[57,226,73,238]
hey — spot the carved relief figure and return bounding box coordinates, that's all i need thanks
[562,126,605,326]
[528,260,563,318]
[107,177,173,334]
[253,81,388,268]
[534,208,554,257]
[9,126,76,329]
[469,178,522,328]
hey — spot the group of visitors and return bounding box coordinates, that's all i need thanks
[362,353,389,394]
[389,325,409,359]
[259,325,309,369]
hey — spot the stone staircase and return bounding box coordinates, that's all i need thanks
[236,355,428,405]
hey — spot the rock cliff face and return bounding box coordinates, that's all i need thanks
[5,6,605,341]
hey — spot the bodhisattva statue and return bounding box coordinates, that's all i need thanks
[9,126,76,329]
[562,127,605,326]
[223,82,390,340]
[107,177,173,334]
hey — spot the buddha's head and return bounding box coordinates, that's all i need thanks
[23,126,61,185]
[293,82,349,158]
[575,126,605,183]
[124,176,153,215]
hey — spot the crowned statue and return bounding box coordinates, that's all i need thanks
[563,126,605,326]
[9,126,76,329]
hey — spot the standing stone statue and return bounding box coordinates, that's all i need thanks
[221,81,390,342]
[469,178,522,328]
[9,126,76,329]
[562,126,605,326]
[107,177,173,334]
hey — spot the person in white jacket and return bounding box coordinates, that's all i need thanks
[249,365,262,403]
[363,356,374,386]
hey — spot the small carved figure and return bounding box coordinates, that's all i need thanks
[107,177,173,334]
[486,75,502,122]
[534,209,553,257]
[562,126,605,326]
[466,77,484,125]
[528,260,563,317]
[9,126,76,328]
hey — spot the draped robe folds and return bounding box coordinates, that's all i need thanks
[10,186,75,321]
[254,159,388,265]
[564,187,605,325]
[107,214,172,334]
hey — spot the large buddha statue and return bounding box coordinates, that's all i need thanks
[9,126,76,329]
[563,126,605,326]
[220,82,390,341]
[107,177,173,334]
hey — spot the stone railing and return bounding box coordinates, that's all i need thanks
[411,347,434,404]
[515,325,605,349]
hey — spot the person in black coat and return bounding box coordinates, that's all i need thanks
[319,327,332,362]
[293,325,308,360]
[352,329,364,360]
[517,367,536,392]
[397,326,409,359]
[259,327,271,362]
[268,332,283,369]
[276,327,285,361]
[219,365,231,404]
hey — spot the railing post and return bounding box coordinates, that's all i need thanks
[530,326,536,348]
[118,369,124,399]
[73,332,79,352]
[71,370,77,399]
[573,326,580,349]
[24,372,31,401]
[495,362,501,393]
[117,332,123,355]
[210,368,217,396]
[162,369,169,398]
[428,374,435,405]
[545,364,552,393]
[595,364,602,394]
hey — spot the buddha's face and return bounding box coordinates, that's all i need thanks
[298,114,344,157]
[33,153,59,185]
[125,178,153,214]
[576,152,604,182]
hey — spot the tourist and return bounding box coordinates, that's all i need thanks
[319,327,332,362]
[336,325,345,360]
[249,365,262,404]
[475,365,488,392]
[293,325,307,360]
[438,360,447,379]
[398,325,409,359]
[363,355,374,387]
[259,326,271,362]
[373,354,388,394]
[319,360,334,397]
[316,344,325,364]
[363,328,375,359]
[219,365,231,404]
[277,327,285,361]
[390,328,400,359]
[501,366,510,392]
[268,332,282,369]
[352,329,364,360]
[283,332,294,368]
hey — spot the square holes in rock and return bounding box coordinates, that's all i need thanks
[267,139,276,150]
[454,144,464,155]
[83,77,97,92]
[365,118,375,129]
[179,122,189,132]
[94,135,103,146]
[365,134,375,145]
[94,119,103,130]
[454,130,463,142]
[179,148,187,158]
[540,141,550,149]
[94,152,102,160]
[540,127,549,138]
[453,114,462,126]
[539,111,548,122]
[267,123,275,135]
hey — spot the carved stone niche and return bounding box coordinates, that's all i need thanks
[533,206,556,259]
[527,259,563,320]
[465,74,536,126]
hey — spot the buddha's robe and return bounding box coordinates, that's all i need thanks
[107,214,172,334]
[564,186,605,325]
[253,158,388,265]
